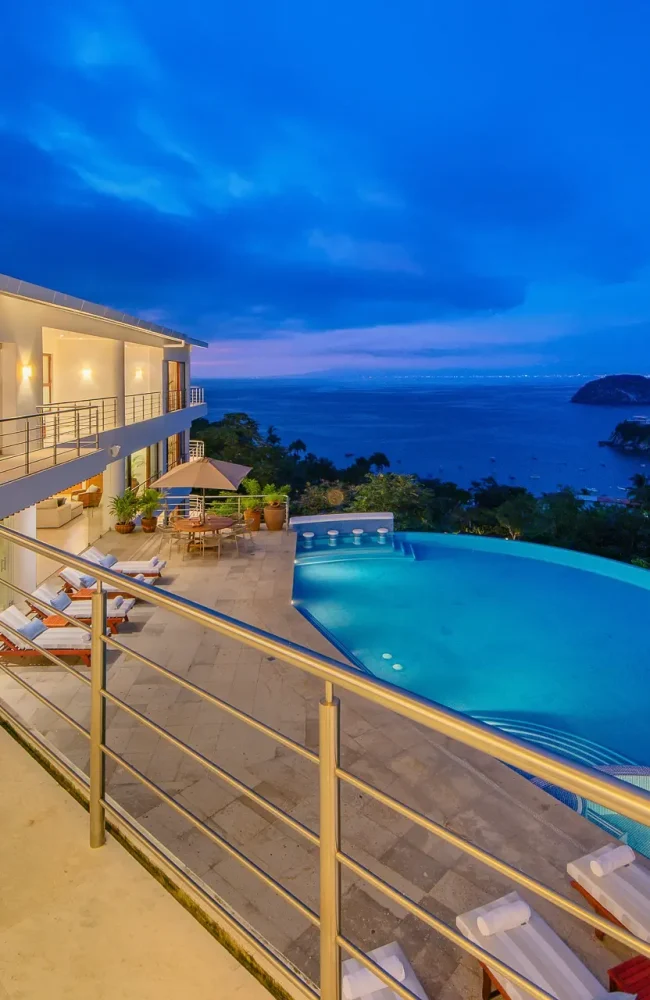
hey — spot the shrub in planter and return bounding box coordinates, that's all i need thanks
[262,483,290,531]
[138,488,164,532]
[109,488,140,534]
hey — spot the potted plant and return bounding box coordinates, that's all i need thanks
[262,483,290,531]
[241,478,263,531]
[109,488,140,534]
[138,488,164,533]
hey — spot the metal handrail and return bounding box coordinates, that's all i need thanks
[124,391,162,425]
[189,385,204,406]
[163,492,291,529]
[1,522,650,1000]
[0,406,100,480]
[38,397,118,432]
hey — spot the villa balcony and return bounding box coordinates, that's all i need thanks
[189,438,205,460]
[1,524,648,999]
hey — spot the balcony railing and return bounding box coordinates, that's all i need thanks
[167,386,204,411]
[0,408,100,482]
[39,397,118,432]
[189,439,204,460]
[1,525,650,1000]
[124,392,162,425]
[161,490,290,527]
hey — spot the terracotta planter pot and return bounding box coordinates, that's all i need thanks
[115,522,135,534]
[141,517,158,533]
[244,509,262,531]
[264,505,285,531]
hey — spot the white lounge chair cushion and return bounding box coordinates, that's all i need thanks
[83,548,163,573]
[590,845,635,878]
[62,598,135,618]
[109,560,166,574]
[32,584,72,612]
[477,900,531,937]
[568,846,650,943]
[457,892,604,1000]
[0,607,90,650]
[61,568,154,593]
[60,568,97,590]
[0,605,46,639]
[36,627,91,649]
[341,941,428,1000]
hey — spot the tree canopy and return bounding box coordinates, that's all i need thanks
[192,414,650,566]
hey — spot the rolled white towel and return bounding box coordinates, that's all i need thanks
[477,900,531,937]
[342,955,405,1000]
[112,595,124,609]
[590,845,635,877]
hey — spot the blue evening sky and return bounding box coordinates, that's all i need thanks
[2,1,650,377]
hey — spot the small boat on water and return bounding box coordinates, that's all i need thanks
[530,474,541,480]
[490,456,497,462]
[584,487,598,494]
[617,486,628,492]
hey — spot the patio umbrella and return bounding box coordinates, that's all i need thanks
[152,458,252,518]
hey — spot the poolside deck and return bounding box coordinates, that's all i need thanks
[0,526,625,999]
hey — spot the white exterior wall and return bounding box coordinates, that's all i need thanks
[125,343,163,396]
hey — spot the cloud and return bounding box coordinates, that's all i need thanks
[1,0,650,373]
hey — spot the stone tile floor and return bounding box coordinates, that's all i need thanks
[0,526,627,1000]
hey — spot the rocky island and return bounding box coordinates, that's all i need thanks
[602,419,650,454]
[572,373,650,405]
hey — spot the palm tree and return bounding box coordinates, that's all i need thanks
[288,439,307,456]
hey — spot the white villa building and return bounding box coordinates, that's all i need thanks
[0,272,207,604]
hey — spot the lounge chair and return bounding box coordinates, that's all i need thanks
[456,891,624,1000]
[29,582,135,634]
[341,941,428,1000]
[59,567,155,600]
[0,605,92,666]
[568,844,650,944]
[82,546,166,577]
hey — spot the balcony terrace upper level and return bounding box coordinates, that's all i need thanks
[0,274,208,511]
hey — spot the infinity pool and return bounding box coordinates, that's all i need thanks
[293,533,650,769]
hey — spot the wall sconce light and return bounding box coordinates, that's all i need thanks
[134,368,143,380]
[81,368,92,380]
[21,365,33,380]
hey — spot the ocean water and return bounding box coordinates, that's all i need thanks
[197,376,649,495]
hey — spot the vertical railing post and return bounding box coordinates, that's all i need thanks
[319,683,341,1000]
[25,419,30,474]
[75,409,80,456]
[53,411,58,465]
[89,586,107,848]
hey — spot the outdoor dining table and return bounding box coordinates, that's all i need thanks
[172,516,235,555]
[172,516,234,533]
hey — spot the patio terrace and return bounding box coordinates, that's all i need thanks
[0,526,635,999]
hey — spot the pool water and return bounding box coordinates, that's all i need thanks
[293,533,650,768]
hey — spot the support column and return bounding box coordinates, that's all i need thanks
[102,458,126,532]
[113,341,126,428]
[13,505,37,597]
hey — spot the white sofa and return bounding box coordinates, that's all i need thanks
[36,497,84,528]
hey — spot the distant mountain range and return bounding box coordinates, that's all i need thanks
[572,374,650,406]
